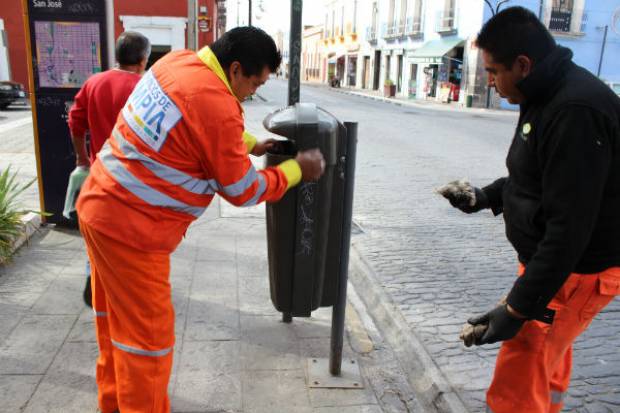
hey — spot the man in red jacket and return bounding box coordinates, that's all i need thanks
[68,31,151,307]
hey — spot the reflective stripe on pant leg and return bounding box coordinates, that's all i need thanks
[81,222,120,413]
[80,221,174,413]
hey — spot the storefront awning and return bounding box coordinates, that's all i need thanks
[407,38,464,64]
[327,52,346,64]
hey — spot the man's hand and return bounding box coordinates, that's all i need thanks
[295,149,325,181]
[76,155,90,168]
[436,179,489,213]
[466,304,526,345]
[251,138,281,157]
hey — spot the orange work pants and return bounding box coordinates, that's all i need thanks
[80,220,175,413]
[486,266,620,413]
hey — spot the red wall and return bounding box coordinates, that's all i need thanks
[0,0,219,93]
[113,0,216,48]
[1,1,29,92]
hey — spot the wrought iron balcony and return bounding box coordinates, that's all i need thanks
[405,16,423,36]
[366,26,377,42]
[436,10,456,34]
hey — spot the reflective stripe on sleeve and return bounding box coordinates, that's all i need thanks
[242,173,266,206]
[112,128,216,195]
[220,165,259,197]
[111,339,172,357]
[99,144,206,217]
[93,310,107,317]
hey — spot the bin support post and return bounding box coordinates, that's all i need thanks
[307,122,361,389]
[329,122,358,375]
[283,312,292,323]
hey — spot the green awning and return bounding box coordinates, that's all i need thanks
[407,38,464,64]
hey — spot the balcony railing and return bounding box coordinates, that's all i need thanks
[366,26,377,42]
[405,16,422,36]
[549,8,571,32]
[382,21,400,39]
[436,10,456,33]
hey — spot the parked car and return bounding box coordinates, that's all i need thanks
[0,81,26,110]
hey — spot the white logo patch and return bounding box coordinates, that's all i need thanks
[122,71,182,151]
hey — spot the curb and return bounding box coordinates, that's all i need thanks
[348,243,470,413]
[2,212,42,263]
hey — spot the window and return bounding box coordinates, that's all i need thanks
[550,0,573,32]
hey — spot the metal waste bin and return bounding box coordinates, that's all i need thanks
[263,103,349,317]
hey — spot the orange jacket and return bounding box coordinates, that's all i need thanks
[77,47,300,253]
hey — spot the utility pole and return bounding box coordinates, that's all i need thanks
[288,0,302,106]
[188,0,198,50]
[597,25,608,77]
[249,0,252,26]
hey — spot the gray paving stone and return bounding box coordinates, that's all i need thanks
[0,315,75,374]
[0,375,41,413]
[30,274,86,315]
[172,340,242,412]
[23,342,98,413]
[240,315,301,371]
[313,405,382,413]
[242,369,312,413]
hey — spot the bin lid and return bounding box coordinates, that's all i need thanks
[263,103,341,152]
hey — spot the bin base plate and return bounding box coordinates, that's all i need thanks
[306,358,364,389]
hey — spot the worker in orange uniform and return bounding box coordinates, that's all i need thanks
[76,26,325,413]
[439,7,620,413]
[68,31,151,308]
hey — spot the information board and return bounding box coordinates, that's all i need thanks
[34,21,102,88]
[24,0,108,224]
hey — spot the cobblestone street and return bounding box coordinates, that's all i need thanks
[250,79,620,413]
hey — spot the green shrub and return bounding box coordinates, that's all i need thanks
[0,166,36,263]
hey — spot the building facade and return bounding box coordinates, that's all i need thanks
[0,0,225,92]
[307,0,620,108]
[301,25,324,83]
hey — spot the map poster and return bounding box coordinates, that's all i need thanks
[34,21,102,88]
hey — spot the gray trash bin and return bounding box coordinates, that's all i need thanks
[263,103,349,317]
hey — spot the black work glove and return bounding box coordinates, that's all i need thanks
[467,304,526,345]
[436,179,489,214]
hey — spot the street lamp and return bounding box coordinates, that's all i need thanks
[596,25,608,78]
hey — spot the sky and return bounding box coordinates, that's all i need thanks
[225,0,324,35]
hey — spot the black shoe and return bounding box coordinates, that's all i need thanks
[83,275,92,308]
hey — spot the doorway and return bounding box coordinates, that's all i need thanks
[146,45,171,70]
[397,54,403,93]
[373,50,381,90]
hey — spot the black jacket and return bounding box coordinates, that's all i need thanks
[483,46,620,319]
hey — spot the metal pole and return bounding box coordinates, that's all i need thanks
[597,25,608,77]
[249,0,252,26]
[288,0,302,106]
[105,0,115,67]
[538,0,543,19]
[188,0,198,50]
[329,122,358,375]
[282,0,302,323]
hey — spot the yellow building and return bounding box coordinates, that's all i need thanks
[302,25,323,83]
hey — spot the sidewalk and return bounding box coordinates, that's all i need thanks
[301,82,517,118]
[0,198,431,412]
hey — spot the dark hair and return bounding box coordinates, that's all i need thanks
[476,6,556,68]
[210,26,282,76]
[115,31,151,66]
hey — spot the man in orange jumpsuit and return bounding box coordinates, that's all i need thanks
[68,31,150,308]
[440,7,620,413]
[77,26,325,413]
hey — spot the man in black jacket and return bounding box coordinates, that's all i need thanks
[440,7,620,413]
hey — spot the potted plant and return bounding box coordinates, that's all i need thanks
[384,78,396,97]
